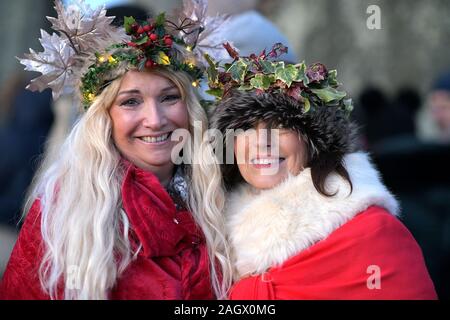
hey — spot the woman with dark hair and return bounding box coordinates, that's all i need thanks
[207,43,437,299]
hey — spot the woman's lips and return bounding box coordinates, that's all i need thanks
[137,132,172,145]
[250,157,285,169]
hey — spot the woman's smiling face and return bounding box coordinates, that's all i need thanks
[109,70,189,182]
[234,122,308,189]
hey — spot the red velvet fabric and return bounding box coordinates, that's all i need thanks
[0,162,214,300]
[229,206,438,300]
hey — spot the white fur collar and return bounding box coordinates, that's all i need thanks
[225,152,400,278]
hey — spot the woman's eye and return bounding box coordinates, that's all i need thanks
[120,98,141,106]
[161,94,181,103]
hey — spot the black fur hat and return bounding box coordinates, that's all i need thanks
[211,90,358,158]
[210,90,359,188]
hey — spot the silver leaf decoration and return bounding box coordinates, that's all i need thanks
[194,15,231,65]
[19,30,76,100]
[47,0,121,53]
[167,0,230,68]
[19,0,128,100]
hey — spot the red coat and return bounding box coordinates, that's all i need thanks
[229,207,437,300]
[0,162,214,299]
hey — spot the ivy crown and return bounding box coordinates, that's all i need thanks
[205,42,353,115]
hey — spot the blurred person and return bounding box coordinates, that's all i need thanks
[417,71,450,143]
[356,87,419,152]
[0,74,54,276]
[0,0,233,300]
[0,80,53,227]
[207,0,298,62]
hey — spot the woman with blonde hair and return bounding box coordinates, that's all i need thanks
[0,0,232,300]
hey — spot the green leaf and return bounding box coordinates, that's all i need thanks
[249,74,274,90]
[344,98,354,113]
[238,84,254,91]
[328,69,338,86]
[204,54,218,84]
[124,16,136,34]
[227,59,248,82]
[259,59,276,74]
[204,54,216,69]
[275,63,298,87]
[133,35,148,45]
[223,63,232,70]
[294,62,309,85]
[155,12,166,26]
[311,87,347,103]
[205,88,224,98]
[303,98,311,113]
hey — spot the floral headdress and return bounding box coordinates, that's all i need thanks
[19,0,230,110]
[205,42,353,115]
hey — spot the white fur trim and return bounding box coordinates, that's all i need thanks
[225,152,399,278]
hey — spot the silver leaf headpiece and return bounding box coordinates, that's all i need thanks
[19,0,230,105]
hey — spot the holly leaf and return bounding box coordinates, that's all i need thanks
[238,84,254,91]
[311,87,347,103]
[19,30,76,100]
[259,59,276,74]
[205,88,224,98]
[155,12,166,26]
[249,74,274,90]
[124,16,136,34]
[343,98,354,114]
[327,69,339,87]
[227,59,248,82]
[303,98,311,113]
[294,62,309,85]
[134,35,149,45]
[275,63,298,87]
[204,53,219,84]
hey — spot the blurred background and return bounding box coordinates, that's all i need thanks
[1,0,450,299]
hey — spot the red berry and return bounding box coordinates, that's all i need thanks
[127,41,137,47]
[149,33,158,41]
[144,39,153,47]
[164,37,173,46]
[145,60,155,68]
[137,26,144,34]
[143,25,151,32]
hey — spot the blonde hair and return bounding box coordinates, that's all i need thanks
[24,66,232,299]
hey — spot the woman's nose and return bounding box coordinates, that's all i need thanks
[255,128,274,147]
[142,100,168,130]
